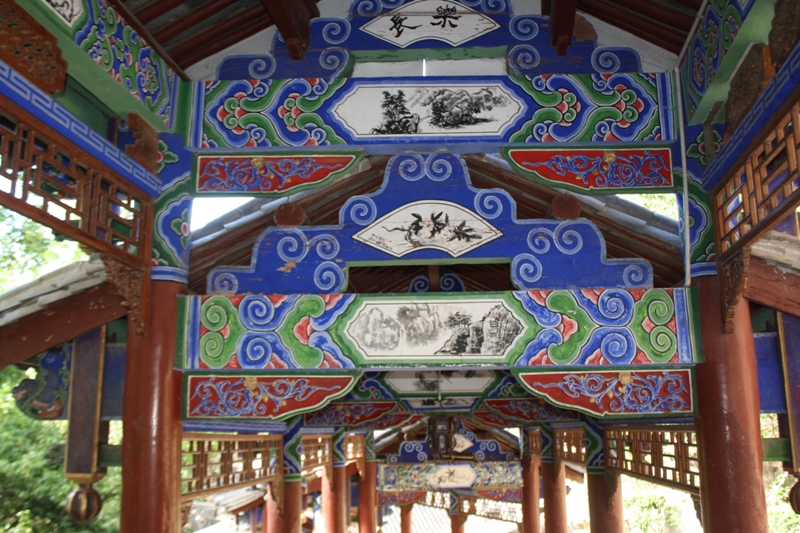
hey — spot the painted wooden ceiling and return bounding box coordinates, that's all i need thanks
[114,0,701,74]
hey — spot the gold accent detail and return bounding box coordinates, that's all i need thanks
[603,151,617,162]
[618,372,633,385]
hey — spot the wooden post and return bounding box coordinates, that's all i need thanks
[358,460,377,533]
[400,503,413,533]
[522,454,542,533]
[587,472,623,533]
[450,511,466,533]
[695,276,769,532]
[120,280,182,533]
[321,465,338,533]
[542,460,568,533]
[284,479,303,533]
[334,465,348,533]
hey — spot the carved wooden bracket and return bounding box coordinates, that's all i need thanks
[0,0,67,94]
[269,478,284,517]
[727,44,774,133]
[124,113,159,174]
[100,253,149,336]
[720,247,750,333]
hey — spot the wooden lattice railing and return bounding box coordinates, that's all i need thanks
[553,427,586,463]
[180,433,283,502]
[0,97,151,265]
[714,100,800,258]
[604,426,700,494]
[463,497,523,524]
[301,434,332,474]
[421,491,450,510]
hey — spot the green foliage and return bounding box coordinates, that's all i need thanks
[0,366,120,532]
[765,463,800,532]
[0,207,86,293]
[624,193,680,220]
[625,492,681,533]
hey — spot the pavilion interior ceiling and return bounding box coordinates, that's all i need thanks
[118,0,702,72]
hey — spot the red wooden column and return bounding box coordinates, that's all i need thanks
[321,465,338,533]
[399,503,413,533]
[120,280,183,533]
[695,276,769,532]
[284,479,304,533]
[359,434,377,533]
[587,472,623,533]
[522,454,542,533]
[541,460,568,533]
[450,511,466,533]
[333,465,348,533]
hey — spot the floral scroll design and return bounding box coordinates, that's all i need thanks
[190,377,341,417]
[524,150,670,188]
[532,372,690,414]
[198,157,347,193]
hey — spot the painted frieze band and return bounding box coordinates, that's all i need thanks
[303,400,397,427]
[378,461,522,491]
[196,73,671,151]
[176,288,700,370]
[193,151,364,195]
[182,372,360,421]
[502,147,674,193]
[514,369,694,417]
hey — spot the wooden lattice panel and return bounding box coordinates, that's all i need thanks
[422,491,450,509]
[301,435,332,472]
[553,427,586,463]
[714,101,800,258]
[180,433,282,501]
[0,102,150,264]
[345,434,365,461]
[604,426,700,494]
[467,497,523,524]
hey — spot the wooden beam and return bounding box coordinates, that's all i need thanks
[605,0,695,32]
[0,283,126,370]
[550,0,577,55]
[259,0,319,60]
[168,6,271,67]
[577,0,685,54]
[133,0,186,25]
[152,0,239,44]
[744,256,800,317]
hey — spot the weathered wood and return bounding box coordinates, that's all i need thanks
[576,0,684,53]
[133,0,185,25]
[260,0,319,60]
[152,0,239,44]
[0,283,126,370]
[779,312,800,471]
[744,256,800,318]
[64,327,107,485]
[769,0,800,70]
[727,44,774,133]
[0,0,66,94]
[549,0,577,55]
[124,112,159,174]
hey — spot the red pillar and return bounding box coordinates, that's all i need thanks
[284,479,304,533]
[587,472,623,533]
[399,504,413,533]
[359,461,377,533]
[541,460,568,533]
[695,276,768,532]
[334,466,348,533]
[522,454,541,533]
[120,280,182,533]
[450,512,465,533]
[321,466,338,533]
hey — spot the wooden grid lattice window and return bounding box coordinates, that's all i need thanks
[180,433,283,501]
[604,426,700,494]
[466,497,523,524]
[714,101,800,257]
[553,427,586,463]
[301,435,332,472]
[344,434,365,461]
[422,491,450,509]
[0,104,150,263]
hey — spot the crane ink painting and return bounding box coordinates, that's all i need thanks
[344,298,526,361]
[379,462,523,491]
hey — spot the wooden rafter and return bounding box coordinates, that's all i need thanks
[549,0,577,55]
[152,0,239,44]
[577,0,685,53]
[259,0,319,60]
[133,0,186,25]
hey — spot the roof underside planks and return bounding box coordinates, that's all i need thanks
[118,0,701,71]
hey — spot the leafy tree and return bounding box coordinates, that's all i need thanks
[0,207,85,292]
[0,366,120,532]
[625,492,681,533]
